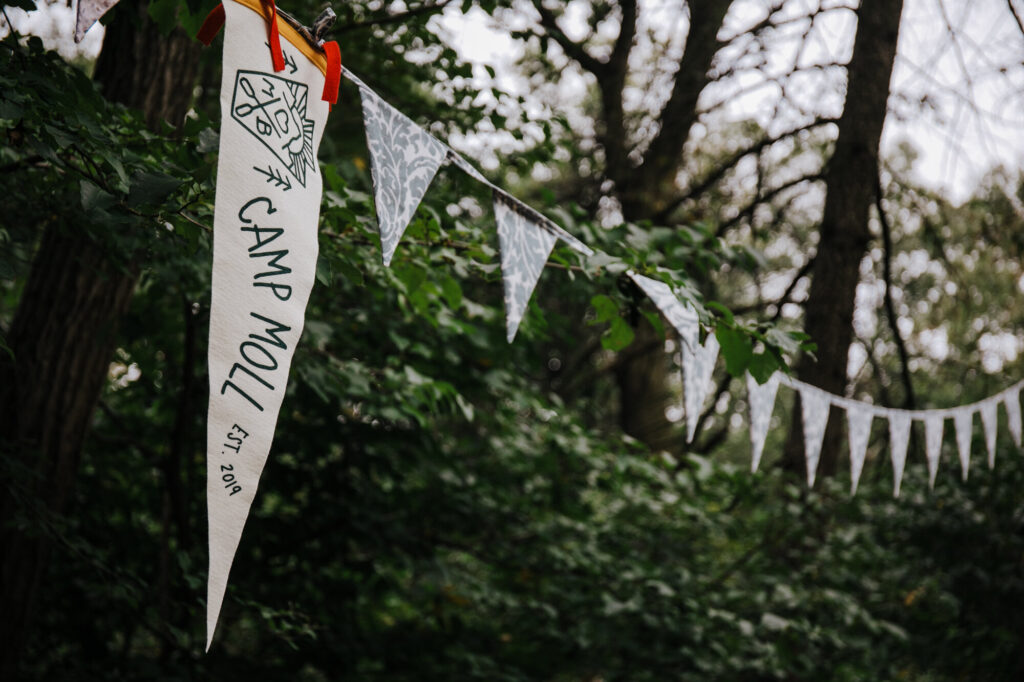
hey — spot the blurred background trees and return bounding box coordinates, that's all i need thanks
[1,0,1023,679]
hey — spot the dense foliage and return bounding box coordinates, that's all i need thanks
[2,1,1024,680]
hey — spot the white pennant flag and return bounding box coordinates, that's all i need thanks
[74,0,119,42]
[1004,387,1022,447]
[923,414,944,489]
[846,405,873,495]
[359,86,445,266]
[798,385,830,487]
[627,273,699,352]
[952,408,974,481]
[205,0,332,650]
[888,412,911,497]
[684,334,720,443]
[494,193,558,342]
[980,398,999,469]
[746,372,780,472]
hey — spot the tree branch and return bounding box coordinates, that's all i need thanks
[336,0,454,33]
[875,177,916,410]
[530,0,606,76]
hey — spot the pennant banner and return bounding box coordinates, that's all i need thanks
[684,335,720,443]
[923,414,944,489]
[74,0,119,42]
[980,399,999,469]
[746,372,780,473]
[494,192,558,342]
[798,385,830,487]
[205,0,331,649]
[628,273,699,352]
[847,405,873,495]
[888,412,911,498]
[953,408,973,481]
[359,85,445,266]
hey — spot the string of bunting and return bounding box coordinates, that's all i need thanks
[66,0,1023,649]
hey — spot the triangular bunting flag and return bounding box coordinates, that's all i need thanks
[75,0,120,43]
[359,86,445,266]
[205,0,331,650]
[846,405,873,495]
[628,273,699,352]
[889,412,911,497]
[746,372,780,472]
[923,414,944,489]
[798,385,830,487]
[1004,387,1022,447]
[980,398,999,469]
[684,334,719,443]
[952,408,974,481]
[494,193,558,342]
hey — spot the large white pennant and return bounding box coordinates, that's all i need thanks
[746,372,780,472]
[359,87,445,266]
[494,193,558,342]
[206,0,330,650]
[952,408,974,481]
[846,405,873,495]
[798,385,830,487]
[923,414,944,489]
[888,412,911,497]
[684,334,720,443]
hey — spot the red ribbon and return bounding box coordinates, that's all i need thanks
[261,0,286,72]
[197,3,225,46]
[322,41,341,109]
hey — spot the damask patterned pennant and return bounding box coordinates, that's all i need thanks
[952,408,974,481]
[684,334,719,443]
[359,86,445,266]
[746,372,780,472]
[888,412,911,497]
[798,385,830,487]
[74,0,119,42]
[846,404,873,495]
[627,273,699,352]
[494,192,558,342]
[923,414,945,489]
[204,0,331,650]
[980,399,999,468]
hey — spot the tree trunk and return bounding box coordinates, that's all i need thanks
[782,0,905,478]
[0,5,201,674]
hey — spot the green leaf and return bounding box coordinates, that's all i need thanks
[716,325,753,377]
[747,352,779,383]
[126,171,182,208]
[601,317,635,351]
[590,294,619,323]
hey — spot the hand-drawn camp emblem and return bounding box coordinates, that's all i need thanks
[231,70,316,187]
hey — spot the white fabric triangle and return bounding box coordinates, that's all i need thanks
[980,398,999,469]
[798,385,830,487]
[923,414,944,489]
[75,0,120,42]
[746,372,781,472]
[206,0,331,650]
[494,194,558,342]
[1004,387,1022,447]
[952,408,974,481]
[684,334,719,443]
[888,412,911,497]
[846,405,873,495]
[359,87,445,266]
[627,273,699,352]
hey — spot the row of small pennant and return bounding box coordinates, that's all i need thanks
[348,67,1024,497]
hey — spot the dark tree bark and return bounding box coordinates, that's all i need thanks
[782,0,905,477]
[0,5,201,674]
